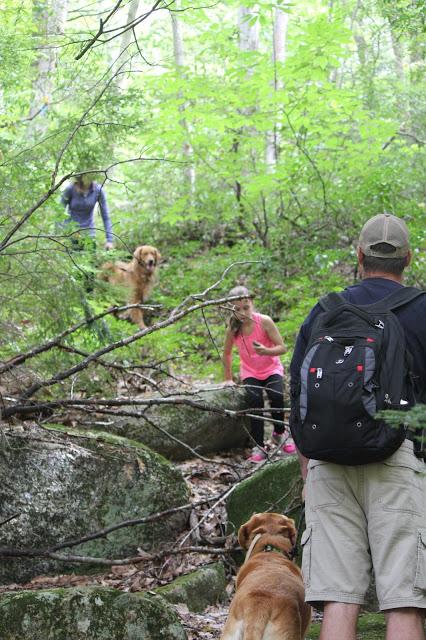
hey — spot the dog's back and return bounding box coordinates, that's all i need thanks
[221,513,311,640]
[222,555,309,640]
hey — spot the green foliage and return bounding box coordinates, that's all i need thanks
[0,0,425,399]
[379,404,426,433]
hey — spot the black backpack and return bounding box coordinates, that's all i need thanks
[292,286,424,465]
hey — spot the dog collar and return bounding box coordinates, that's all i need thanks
[244,533,293,563]
[244,533,262,563]
[262,544,291,559]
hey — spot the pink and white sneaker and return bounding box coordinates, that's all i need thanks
[282,441,296,454]
[248,446,267,463]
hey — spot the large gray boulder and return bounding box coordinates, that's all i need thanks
[0,423,189,584]
[0,587,187,639]
[93,385,250,460]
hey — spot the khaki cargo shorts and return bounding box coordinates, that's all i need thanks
[301,440,426,610]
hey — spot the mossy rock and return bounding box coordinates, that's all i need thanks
[0,586,187,639]
[0,423,189,584]
[89,385,250,460]
[156,562,227,612]
[226,458,302,535]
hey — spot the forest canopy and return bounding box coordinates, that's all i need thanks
[0,0,425,406]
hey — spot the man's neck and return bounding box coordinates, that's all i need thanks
[362,271,403,284]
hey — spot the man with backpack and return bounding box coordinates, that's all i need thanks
[290,213,426,640]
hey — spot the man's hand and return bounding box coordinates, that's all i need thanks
[104,242,114,250]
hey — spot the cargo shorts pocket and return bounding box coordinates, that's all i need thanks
[414,530,426,591]
[301,526,312,588]
[307,460,345,510]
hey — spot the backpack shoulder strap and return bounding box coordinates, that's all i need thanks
[318,291,345,312]
[365,287,425,313]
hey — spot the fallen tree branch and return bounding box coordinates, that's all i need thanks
[0,545,228,566]
[3,296,256,407]
[0,303,159,376]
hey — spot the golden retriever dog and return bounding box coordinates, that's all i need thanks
[221,513,311,640]
[101,245,161,328]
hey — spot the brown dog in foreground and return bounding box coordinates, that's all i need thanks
[100,245,161,328]
[221,513,311,640]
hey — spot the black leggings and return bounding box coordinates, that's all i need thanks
[243,374,285,448]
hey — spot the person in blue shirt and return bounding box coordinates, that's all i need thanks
[61,175,114,250]
[290,214,426,640]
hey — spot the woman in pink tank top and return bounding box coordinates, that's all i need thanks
[222,286,296,462]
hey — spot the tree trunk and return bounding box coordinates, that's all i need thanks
[266,7,289,167]
[28,0,68,133]
[170,4,196,194]
[116,0,140,90]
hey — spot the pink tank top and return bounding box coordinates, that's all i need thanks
[233,312,284,381]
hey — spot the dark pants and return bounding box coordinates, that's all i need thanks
[243,374,285,447]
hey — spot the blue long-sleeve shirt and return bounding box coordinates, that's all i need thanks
[60,182,113,242]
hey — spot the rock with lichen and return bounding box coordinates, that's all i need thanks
[156,562,227,612]
[85,385,250,460]
[0,423,189,585]
[0,587,187,639]
[225,458,302,536]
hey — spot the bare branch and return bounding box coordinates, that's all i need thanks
[74,0,125,60]
[171,261,261,316]
[75,0,165,60]
[0,303,160,376]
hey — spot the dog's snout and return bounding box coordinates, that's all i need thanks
[147,259,155,267]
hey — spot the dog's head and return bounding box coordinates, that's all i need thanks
[238,512,297,555]
[133,245,161,274]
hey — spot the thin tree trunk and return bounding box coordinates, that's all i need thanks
[170,4,195,194]
[28,0,68,132]
[266,7,289,167]
[116,0,140,90]
[238,6,260,61]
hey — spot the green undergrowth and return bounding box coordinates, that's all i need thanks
[307,613,385,639]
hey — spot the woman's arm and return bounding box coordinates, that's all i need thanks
[60,184,73,208]
[254,315,286,356]
[97,187,114,247]
[222,328,235,382]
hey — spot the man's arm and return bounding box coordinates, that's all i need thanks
[289,304,321,482]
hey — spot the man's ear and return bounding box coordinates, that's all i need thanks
[357,247,364,265]
[405,250,412,267]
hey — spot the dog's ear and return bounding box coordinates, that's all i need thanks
[238,514,265,549]
[280,517,297,546]
[133,246,143,260]
[154,249,161,263]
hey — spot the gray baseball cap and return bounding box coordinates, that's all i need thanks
[359,213,410,258]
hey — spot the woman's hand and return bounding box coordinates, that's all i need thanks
[223,379,236,386]
[252,341,270,356]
